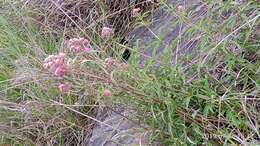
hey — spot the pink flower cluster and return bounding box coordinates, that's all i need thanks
[43,34,121,94]
[43,53,67,77]
[67,38,92,53]
[101,27,114,38]
[132,8,141,17]
[177,5,185,12]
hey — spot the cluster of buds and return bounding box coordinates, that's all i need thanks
[101,27,114,38]
[67,38,92,53]
[43,53,67,77]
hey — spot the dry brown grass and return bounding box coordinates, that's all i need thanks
[24,0,156,39]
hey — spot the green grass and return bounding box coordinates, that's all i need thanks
[0,0,259,145]
[111,1,260,145]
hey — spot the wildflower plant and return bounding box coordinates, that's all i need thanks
[0,0,259,146]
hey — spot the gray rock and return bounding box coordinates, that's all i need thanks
[89,107,149,146]
[128,0,206,66]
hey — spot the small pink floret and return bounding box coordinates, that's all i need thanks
[54,65,66,77]
[103,89,110,97]
[101,27,114,38]
[132,8,141,17]
[177,5,185,12]
[58,83,70,93]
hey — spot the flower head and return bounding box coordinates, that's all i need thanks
[132,8,141,17]
[103,89,110,97]
[177,5,185,12]
[101,27,114,38]
[67,37,92,53]
[43,53,67,77]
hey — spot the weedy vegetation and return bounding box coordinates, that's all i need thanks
[0,0,259,145]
